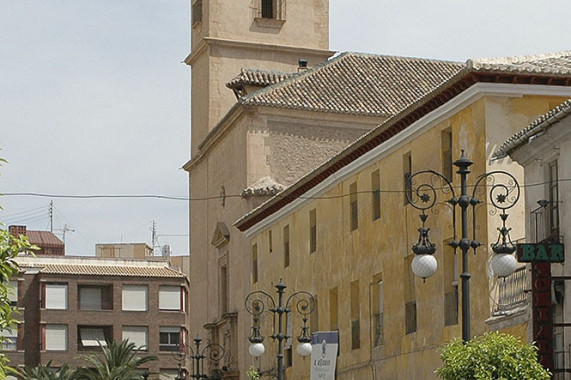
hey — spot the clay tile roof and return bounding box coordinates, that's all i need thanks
[37,263,185,278]
[494,98,571,158]
[242,52,464,117]
[469,50,571,76]
[25,230,64,248]
[226,68,295,90]
[241,176,285,198]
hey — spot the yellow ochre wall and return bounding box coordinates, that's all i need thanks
[246,94,567,380]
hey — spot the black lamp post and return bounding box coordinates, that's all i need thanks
[406,151,520,342]
[173,338,225,380]
[245,279,315,380]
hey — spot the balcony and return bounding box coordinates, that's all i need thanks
[492,266,528,316]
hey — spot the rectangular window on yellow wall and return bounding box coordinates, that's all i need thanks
[404,254,416,334]
[268,230,273,253]
[330,287,338,331]
[350,182,358,231]
[441,129,453,181]
[220,265,228,314]
[251,244,258,284]
[403,152,412,205]
[309,209,317,253]
[283,225,290,268]
[371,170,381,220]
[443,240,458,326]
[310,296,318,333]
[372,274,384,346]
[351,281,360,350]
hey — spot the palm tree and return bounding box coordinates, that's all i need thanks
[8,361,79,380]
[76,339,157,380]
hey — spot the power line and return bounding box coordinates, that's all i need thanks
[2,178,570,202]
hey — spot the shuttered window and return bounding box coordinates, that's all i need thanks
[122,285,148,311]
[159,286,181,311]
[44,283,68,309]
[44,324,67,351]
[79,328,107,347]
[123,326,148,349]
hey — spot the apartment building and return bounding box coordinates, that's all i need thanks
[2,255,190,379]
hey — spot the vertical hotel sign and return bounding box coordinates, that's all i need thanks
[310,331,338,380]
[517,243,564,371]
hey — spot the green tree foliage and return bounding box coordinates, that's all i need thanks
[8,361,79,380]
[436,332,551,380]
[0,226,37,379]
[76,339,157,380]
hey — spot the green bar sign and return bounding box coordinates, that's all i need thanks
[516,243,564,263]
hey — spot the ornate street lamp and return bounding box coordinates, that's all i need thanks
[173,338,225,380]
[245,279,315,380]
[406,151,520,341]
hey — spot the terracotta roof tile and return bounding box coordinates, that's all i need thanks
[226,68,295,90]
[25,230,64,247]
[242,52,464,116]
[36,264,185,278]
[469,50,571,76]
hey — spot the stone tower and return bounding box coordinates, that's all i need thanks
[185,0,332,154]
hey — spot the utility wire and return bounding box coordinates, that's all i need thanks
[2,178,570,202]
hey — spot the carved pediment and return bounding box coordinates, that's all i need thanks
[211,222,230,248]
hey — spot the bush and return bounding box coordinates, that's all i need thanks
[436,332,550,380]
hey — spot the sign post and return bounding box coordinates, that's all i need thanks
[310,332,338,380]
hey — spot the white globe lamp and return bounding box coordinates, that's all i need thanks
[249,342,265,357]
[491,253,517,278]
[411,254,438,279]
[296,342,312,357]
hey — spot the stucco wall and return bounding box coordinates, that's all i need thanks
[246,94,569,379]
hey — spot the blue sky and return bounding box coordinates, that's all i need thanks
[1,0,570,256]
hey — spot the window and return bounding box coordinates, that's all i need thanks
[251,244,258,284]
[441,129,453,181]
[261,0,274,18]
[268,230,273,253]
[351,281,360,349]
[443,241,458,326]
[310,296,318,333]
[122,285,148,311]
[403,152,412,204]
[159,286,182,311]
[372,275,384,346]
[42,283,68,309]
[283,225,290,268]
[404,255,416,334]
[43,324,67,351]
[192,0,202,25]
[78,326,112,350]
[122,326,148,349]
[285,313,292,367]
[7,280,18,307]
[350,182,358,231]
[309,209,317,253]
[220,265,228,314]
[159,327,181,351]
[329,287,338,331]
[0,328,17,351]
[79,285,113,310]
[548,160,559,239]
[371,170,381,220]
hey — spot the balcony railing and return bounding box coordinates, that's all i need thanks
[493,266,528,315]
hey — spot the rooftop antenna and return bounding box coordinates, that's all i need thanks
[49,201,54,232]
